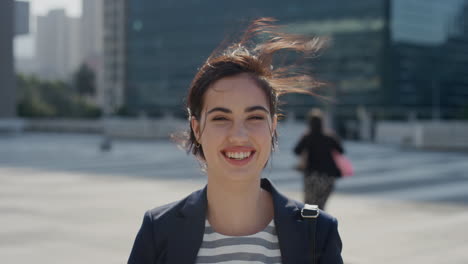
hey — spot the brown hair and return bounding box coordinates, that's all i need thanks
[179,17,327,160]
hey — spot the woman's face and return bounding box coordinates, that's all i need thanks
[191,73,277,182]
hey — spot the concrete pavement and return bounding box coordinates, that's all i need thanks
[1,131,468,263]
[2,167,468,263]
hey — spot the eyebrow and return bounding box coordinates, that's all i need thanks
[206,106,270,115]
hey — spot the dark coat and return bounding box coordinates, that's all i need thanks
[128,178,343,264]
[294,133,344,177]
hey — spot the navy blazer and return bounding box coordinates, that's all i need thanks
[128,178,343,264]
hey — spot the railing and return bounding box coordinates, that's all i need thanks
[375,121,468,150]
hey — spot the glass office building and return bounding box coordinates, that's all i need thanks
[112,0,468,122]
[390,0,468,119]
[0,0,16,117]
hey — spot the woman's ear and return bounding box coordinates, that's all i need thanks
[191,117,201,143]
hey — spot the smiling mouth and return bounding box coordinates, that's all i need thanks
[223,151,255,160]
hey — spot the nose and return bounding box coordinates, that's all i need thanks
[228,121,248,144]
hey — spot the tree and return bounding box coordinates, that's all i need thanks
[16,73,101,118]
[74,64,96,96]
[17,74,55,117]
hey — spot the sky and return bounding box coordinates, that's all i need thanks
[15,0,82,58]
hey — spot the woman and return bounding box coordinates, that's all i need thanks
[128,18,343,264]
[294,109,344,210]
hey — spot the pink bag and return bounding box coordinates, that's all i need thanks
[332,150,354,177]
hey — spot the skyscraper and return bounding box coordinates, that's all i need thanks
[389,0,468,119]
[36,9,78,80]
[81,0,104,105]
[102,0,468,122]
[0,0,16,118]
[102,0,126,113]
[81,0,103,64]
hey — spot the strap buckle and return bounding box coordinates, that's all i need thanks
[301,204,320,218]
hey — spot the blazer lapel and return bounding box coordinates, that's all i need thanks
[166,180,309,264]
[262,179,309,264]
[167,186,207,264]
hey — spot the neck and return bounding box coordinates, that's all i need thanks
[206,176,273,236]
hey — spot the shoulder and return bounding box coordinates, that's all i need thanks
[290,198,339,240]
[315,209,342,260]
[317,210,339,235]
[275,192,339,236]
[294,201,342,261]
[292,199,338,230]
[325,132,341,143]
[273,195,342,262]
[317,208,337,224]
[128,188,207,263]
[143,200,179,228]
[146,199,182,221]
[144,187,205,229]
[134,199,183,248]
[296,133,312,145]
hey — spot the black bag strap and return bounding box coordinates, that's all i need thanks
[302,204,320,264]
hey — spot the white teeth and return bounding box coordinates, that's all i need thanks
[226,151,252,160]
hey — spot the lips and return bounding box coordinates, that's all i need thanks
[221,146,256,166]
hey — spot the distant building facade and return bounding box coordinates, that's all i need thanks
[102,0,126,113]
[34,1,105,83]
[36,9,81,80]
[389,0,468,120]
[81,0,103,65]
[0,0,16,118]
[15,1,29,35]
[1,0,30,118]
[102,0,468,122]
[81,0,104,105]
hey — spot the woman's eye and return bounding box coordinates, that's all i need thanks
[249,116,265,121]
[212,116,228,121]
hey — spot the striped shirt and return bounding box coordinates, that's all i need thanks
[195,220,282,264]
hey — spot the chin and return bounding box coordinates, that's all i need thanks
[207,167,260,183]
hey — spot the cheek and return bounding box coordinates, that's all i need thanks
[201,124,229,139]
[249,124,274,146]
[199,125,225,156]
[249,120,273,134]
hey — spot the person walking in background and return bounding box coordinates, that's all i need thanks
[294,108,344,210]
